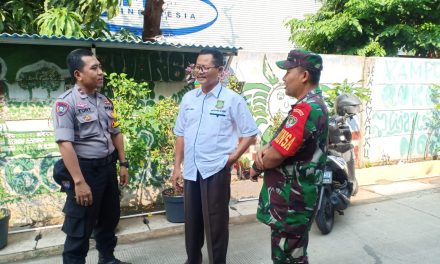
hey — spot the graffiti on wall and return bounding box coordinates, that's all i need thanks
[366,59,440,160]
[242,55,294,144]
[0,45,197,199]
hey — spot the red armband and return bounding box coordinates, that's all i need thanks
[271,102,311,156]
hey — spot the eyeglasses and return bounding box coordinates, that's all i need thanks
[193,65,219,73]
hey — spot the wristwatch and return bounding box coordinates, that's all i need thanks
[119,161,129,169]
[252,162,264,174]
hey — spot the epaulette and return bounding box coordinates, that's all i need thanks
[101,93,114,106]
[57,88,73,100]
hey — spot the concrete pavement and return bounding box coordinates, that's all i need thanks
[9,180,440,264]
[1,161,440,263]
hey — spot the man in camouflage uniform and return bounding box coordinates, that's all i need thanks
[250,49,328,264]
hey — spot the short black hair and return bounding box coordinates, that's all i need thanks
[299,67,321,85]
[308,69,321,85]
[198,48,224,67]
[66,49,94,83]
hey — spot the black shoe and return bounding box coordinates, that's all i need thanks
[97,257,131,264]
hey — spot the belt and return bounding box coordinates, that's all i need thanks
[78,151,118,167]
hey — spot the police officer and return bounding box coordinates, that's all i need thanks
[250,49,329,264]
[52,49,130,264]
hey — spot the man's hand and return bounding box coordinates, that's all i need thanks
[74,180,93,206]
[119,166,129,186]
[226,153,239,168]
[172,166,183,189]
[255,144,269,169]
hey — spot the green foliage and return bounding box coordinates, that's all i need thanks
[321,79,371,115]
[0,0,43,34]
[1,0,120,38]
[106,73,179,188]
[287,0,440,57]
[113,28,142,42]
[147,97,179,186]
[105,72,151,185]
[36,7,84,37]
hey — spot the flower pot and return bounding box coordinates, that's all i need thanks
[162,188,184,223]
[0,208,11,249]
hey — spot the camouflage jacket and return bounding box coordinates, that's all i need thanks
[256,87,329,233]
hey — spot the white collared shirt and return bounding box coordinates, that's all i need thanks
[174,82,259,181]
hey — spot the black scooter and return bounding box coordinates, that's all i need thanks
[315,94,362,234]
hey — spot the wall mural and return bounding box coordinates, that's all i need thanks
[242,55,294,144]
[0,45,197,201]
[241,55,439,164]
[365,59,440,161]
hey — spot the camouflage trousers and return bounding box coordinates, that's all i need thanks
[271,228,310,264]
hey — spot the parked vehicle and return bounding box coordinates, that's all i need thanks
[315,94,362,234]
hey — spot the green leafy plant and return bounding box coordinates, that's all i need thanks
[105,72,151,186]
[147,97,179,186]
[106,73,179,188]
[286,0,440,58]
[321,79,371,115]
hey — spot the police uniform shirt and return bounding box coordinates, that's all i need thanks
[52,85,120,159]
[174,82,259,181]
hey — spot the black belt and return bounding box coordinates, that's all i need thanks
[78,151,117,167]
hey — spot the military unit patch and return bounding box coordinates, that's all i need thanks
[56,101,69,116]
[285,116,298,128]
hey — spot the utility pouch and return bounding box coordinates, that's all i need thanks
[53,159,74,192]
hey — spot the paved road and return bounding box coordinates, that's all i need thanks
[16,187,440,264]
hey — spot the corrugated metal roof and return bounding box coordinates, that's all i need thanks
[0,33,239,54]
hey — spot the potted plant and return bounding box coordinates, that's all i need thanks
[147,98,184,223]
[161,184,184,223]
[0,207,10,249]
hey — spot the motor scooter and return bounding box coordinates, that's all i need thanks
[315,94,362,234]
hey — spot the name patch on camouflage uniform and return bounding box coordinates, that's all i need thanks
[56,101,69,116]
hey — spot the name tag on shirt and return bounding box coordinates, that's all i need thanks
[209,109,226,117]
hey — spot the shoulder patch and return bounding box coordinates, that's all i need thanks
[56,101,69,116]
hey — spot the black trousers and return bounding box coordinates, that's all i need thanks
[61,155,120,264]
[184,167,231,264]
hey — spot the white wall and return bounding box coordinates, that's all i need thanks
[232,51,440,164]
[104,0,322,53]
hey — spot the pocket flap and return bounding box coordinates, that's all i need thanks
[76,113,97,124]
[62,200,86,218]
